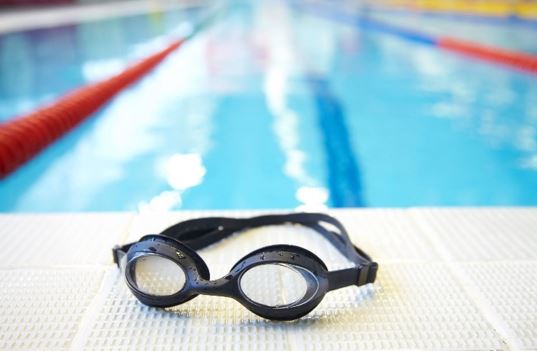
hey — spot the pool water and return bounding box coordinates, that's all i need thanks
[1,1,537,212]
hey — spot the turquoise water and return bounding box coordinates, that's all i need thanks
[1,2,537,212]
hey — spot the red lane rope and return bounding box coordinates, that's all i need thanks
[0,39,184,179]
[438,37,537,74]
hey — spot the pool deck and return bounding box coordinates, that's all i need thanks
[0,0,206,34]
[0,208,536,350]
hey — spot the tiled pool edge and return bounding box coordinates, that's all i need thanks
[0,208,535,350]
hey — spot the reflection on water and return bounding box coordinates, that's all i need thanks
[261,2,328,210]
[139,153,207,212]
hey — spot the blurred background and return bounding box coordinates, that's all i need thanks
[0,0,536,212]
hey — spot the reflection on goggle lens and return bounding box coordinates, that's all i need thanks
[239,263,312,307]
[133,255,186,296]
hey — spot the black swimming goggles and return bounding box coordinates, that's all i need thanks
[113,213,378,321]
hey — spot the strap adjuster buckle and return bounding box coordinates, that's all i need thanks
[112,245,121,265]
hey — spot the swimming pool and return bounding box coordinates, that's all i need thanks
[1,1,537,212]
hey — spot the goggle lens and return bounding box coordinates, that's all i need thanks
[132,255,186,297]
[239,263,314,308]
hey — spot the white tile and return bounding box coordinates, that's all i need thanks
[0,213,133,267]
[412,208,537,261]
[0,268,104,350]
[334,209,440,261]
[462,262,537,350]
[289,262,504,350]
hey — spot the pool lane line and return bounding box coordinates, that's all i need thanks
[284,3,365,206]
[295,1,537,75]
[308,76,365,207]
[0,11,220,180]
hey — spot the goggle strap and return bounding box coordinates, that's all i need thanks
[160,213,371,264]
[327,262,379,291]
[112,242,134,266]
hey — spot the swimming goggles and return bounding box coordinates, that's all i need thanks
[113,212,378,321]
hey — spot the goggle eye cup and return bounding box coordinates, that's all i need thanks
[239,262,320,308]
[122,236,209,308]
[231,245,330,320]
[128,254,187,297]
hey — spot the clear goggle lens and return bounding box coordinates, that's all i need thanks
[239,263,314,307]
[130,255,186,296]
[125,255,316,306]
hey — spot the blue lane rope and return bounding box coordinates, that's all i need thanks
[295,1,438,46]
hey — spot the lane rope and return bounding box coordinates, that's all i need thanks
[438,37,537,73]
[296,1,537,74]
[0,10,219,179]
[0,39,184,178]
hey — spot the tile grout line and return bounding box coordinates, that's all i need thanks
[69,268,118,351]
[409,209,522,351]
[119,212,137,244]
[69,213,135,351]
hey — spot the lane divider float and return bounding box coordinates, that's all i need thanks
[438,37,537,73]
[0,7,221,179]
[298,1,537,74]
[0,39,184,178]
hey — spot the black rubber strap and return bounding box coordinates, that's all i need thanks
[159,212,371,265]
[113,213,377,289]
